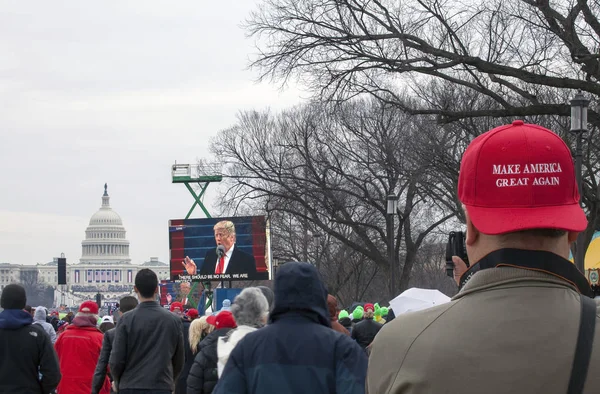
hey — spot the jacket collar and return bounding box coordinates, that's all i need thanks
[455,265,582,301]
[456,248,593,297]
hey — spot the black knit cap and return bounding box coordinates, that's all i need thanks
[1,284,27,310]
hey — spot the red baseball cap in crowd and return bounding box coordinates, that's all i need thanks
[458,120,587,235]
[186,308,199,319]
[364,303,375,312]
[79,301,99,315]
[170,302,183,312]
[207,311,237,329]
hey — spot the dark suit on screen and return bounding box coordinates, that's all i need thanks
[201,245,257,276]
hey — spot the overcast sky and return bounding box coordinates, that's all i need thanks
[0,1,304,266]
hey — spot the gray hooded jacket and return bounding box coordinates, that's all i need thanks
[33,307,57,344]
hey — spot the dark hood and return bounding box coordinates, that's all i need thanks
[270,262,330,327]
[0,309,33,329]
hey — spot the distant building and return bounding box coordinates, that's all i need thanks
[0,185,170,306]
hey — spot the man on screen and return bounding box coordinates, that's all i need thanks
[182,220,257,277]
[175,282,199,308]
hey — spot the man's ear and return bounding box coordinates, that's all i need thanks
[568,231,579,244]
[465,209,479,246]
[154,286,159,295]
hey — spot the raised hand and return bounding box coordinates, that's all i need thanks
[182,256,197,275]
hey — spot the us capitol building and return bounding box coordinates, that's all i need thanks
[0,185,170,306]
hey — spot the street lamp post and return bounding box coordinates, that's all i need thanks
[570,90,589,274]
[387,194,398,297]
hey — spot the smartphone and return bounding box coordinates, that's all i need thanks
[445,231,469,277]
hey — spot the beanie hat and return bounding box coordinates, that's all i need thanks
[207,310,237,329]
[186,308,199,320]
[352,307,364,320]
[79,300,99,315]
[364,303,375,313]
[1,284,27,310]
[170,302,183,312]
[381,307,389,316]
[221,299,231,311]
[338,310,349,319]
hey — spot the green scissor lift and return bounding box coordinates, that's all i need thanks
[172,162,223,312]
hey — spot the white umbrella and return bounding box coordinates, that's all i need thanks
[389,288,451,316]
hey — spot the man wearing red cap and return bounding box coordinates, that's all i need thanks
[55,300,111,394]
[368,121,600,393]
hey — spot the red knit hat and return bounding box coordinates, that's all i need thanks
[170,302,183,312]
[364,303,375,312]
[207,311,237,329]
[79,301,99,314]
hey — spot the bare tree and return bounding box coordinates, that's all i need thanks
[247,0,600,123]
[19,269,53,307]
[247,0,600,250]
[212,99,457,296]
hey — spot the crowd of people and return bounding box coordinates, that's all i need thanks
[2,121,600,393]
[0,262,382,394]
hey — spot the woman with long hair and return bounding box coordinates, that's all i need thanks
[189,316,214,354]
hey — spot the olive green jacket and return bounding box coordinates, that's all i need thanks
[367,267,600,394]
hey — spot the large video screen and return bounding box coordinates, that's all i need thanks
[169,216,270,282]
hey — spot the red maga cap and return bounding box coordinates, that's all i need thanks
[458,120,587,235]
[79,300,99,315]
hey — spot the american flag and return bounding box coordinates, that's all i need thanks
[88,270,93,283]
[107,270,112,282]
[114,270,119,282]
[95,270,100,282]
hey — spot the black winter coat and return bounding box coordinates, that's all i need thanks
[186,328,232,394]
[0,309,61,394]
[351,318,383,350]
[175,320,192,394]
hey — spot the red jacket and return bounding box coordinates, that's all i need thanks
[55,319,110,394]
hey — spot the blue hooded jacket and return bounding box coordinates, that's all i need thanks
[0,309,33,329]
[213,262,368,394]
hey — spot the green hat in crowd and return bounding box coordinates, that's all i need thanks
[338,310,349,319]
[381,307,389,316]
[352,307,364,320]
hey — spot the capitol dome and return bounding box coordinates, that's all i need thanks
[89,205,123,226]
[80,184,131,264]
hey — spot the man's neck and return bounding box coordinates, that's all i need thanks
[138,297,156,303]
[226,243,235,255]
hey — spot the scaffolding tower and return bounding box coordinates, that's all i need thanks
[172,162,223,219]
